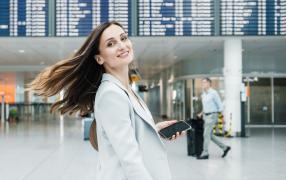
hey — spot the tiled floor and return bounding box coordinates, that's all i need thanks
[1,116,286,180]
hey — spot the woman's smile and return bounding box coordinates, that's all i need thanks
[117,50,129,58]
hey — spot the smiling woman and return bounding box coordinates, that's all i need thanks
[28,21,183,180]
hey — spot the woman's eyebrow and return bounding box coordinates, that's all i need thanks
[105,37,115,43]
[105,33,126,43]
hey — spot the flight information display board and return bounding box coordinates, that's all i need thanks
[221,0,286,35]
[0,0,49,36]
[1,0,285,37]
[138,0,215,36]
[56,0,132,36]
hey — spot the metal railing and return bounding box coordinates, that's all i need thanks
[1,103,56,122]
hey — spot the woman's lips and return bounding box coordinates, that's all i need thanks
[117,51,129,58]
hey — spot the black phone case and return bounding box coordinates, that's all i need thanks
[159,121,191,139]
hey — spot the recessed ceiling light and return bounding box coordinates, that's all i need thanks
[18,50,25,53]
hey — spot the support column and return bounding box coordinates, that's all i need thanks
[224,38,242,136]
[160,72,168,118]
[1,94,5,123]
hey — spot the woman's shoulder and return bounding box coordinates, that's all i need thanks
[95,81,128,102]
[98,80,125,93]
[94,81,131,113]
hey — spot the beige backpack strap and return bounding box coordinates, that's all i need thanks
[89,119,98,151]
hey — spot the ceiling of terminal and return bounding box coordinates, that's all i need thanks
[0,36,285,79]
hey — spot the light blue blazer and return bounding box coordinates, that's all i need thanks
[94,73,172,180]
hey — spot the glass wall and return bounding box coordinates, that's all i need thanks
[248,78,272,124]
[191,77,224,118]
[185,79,193,119]
[146,86,161,117]
[170,81,185,120]
[171,76,286,126]
[247,77,286,125]
[274,78,286,124]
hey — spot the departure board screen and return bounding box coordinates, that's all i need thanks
[56,0,132,37]
[221,0,286,35]
[138,0,215,36]
[1,0,285,37]
[0,0,49,37]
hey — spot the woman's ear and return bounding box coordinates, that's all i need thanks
[94,55,103,65]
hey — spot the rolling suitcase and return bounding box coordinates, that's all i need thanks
[187,129,196,156]
[186,118,204,157]
[82,117,93,140]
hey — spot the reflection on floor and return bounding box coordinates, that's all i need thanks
[0,117,286,180]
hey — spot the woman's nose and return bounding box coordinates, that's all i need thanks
[117,41,126,50]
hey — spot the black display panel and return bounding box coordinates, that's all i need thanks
[0,0,49,36]
[221,0,286,35]
[138,0,215,36]
[56,0,132,37]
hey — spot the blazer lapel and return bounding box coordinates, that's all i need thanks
[130,91,167,147]
[101,73,157,131]
[133,91,153,120]
[128,94,157,129]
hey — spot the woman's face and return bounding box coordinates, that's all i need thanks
[97,24,134,72]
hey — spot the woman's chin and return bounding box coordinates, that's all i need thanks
[117,57,133,64]
[127,58,134,63]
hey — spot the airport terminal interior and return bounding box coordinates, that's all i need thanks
[1,0,286,180]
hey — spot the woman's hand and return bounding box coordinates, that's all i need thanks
[156,120,186,140]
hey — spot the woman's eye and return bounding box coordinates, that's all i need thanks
[107,41,114,47]
[121,36,128,41]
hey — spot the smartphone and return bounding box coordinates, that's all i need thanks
[159,121,191,139]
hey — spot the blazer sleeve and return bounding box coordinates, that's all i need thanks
[95,88,153,180]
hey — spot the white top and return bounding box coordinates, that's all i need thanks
[201,88,223,113]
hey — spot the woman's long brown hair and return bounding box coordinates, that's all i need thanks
[28,21,129,151]
[28,21,124,115]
